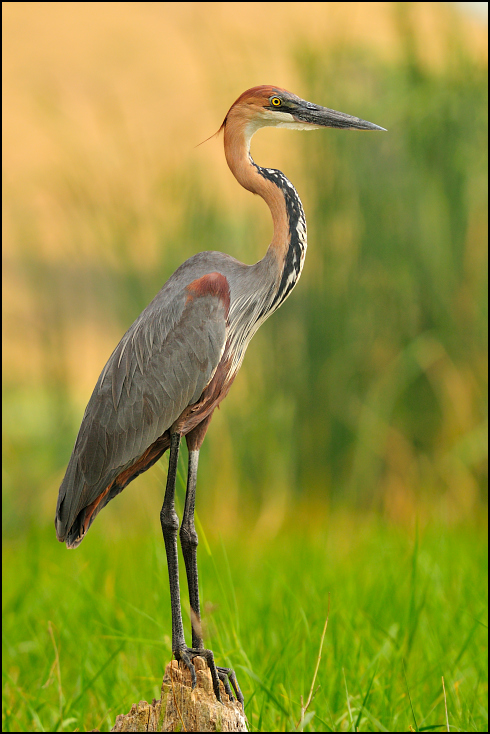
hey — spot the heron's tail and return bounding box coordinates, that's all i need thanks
[55,458,86,547]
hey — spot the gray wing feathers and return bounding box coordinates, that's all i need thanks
[56,286,228,537]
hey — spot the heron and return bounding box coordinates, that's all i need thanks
[55,85,384,705]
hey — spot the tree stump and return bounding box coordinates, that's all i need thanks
[111,656,247,732]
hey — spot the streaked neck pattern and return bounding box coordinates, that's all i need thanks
[257,162,307,313]
[226,159,307,376]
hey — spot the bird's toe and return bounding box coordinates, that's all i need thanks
[217,666,244,706]
[175,647,244,706]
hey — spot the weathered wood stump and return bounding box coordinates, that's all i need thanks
[111,656,247,732]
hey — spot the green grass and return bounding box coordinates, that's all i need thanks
[3,503,487,732]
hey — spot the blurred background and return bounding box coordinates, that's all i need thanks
[3,3,488,731]
[3,1,487,540]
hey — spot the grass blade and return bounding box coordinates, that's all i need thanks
[297,596,330,730]
[442,676,449,732]
[56,643,125,730]
[343,668,354,731]
[403,659,419,732]
[354,664,378,731]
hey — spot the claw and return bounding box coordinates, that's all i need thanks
[199,648,222,703]
[217,666,244,706]
[217,668,234,701]
[173,648,244,707]
[176,647,197,689]
[174,647,223,703]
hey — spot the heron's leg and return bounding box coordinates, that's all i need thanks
[179,418,244,707]
[180,448,203,650]
[160,431,223,703]
[179,450,243,704]
[160,432,186,652]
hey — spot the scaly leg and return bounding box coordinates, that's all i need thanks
[181,423,244,706]
[180,448,203,650]
[160,432,222,701]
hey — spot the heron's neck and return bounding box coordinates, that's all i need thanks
[223,121,307,309]
[254,162,307,312]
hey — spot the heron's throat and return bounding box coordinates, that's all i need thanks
[223,122,307,379]
[223,122,307,310]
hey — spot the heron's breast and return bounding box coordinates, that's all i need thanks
[172,346,236,436]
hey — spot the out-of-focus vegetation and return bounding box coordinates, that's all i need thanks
[3,516,488,732]
[283,9,488,517]
[2,2,488,732]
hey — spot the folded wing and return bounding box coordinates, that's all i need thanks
[55,272,230,546]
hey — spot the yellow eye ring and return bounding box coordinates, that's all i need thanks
[271,97,282,107]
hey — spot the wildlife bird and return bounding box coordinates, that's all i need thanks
[55,85,384,705]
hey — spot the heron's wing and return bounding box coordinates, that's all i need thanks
[55,272,230,541]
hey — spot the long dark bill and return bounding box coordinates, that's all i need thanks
[294,101,386,131]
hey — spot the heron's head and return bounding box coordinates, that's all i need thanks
[221,85,385,141]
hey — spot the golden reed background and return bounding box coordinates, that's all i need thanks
[3,2,488,539]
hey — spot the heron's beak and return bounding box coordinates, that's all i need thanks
[293,101,386,131]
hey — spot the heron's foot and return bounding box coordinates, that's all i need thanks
[217,666,244,706]
[174,647,244,707]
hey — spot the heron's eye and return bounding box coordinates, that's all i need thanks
[271,97,282,107]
